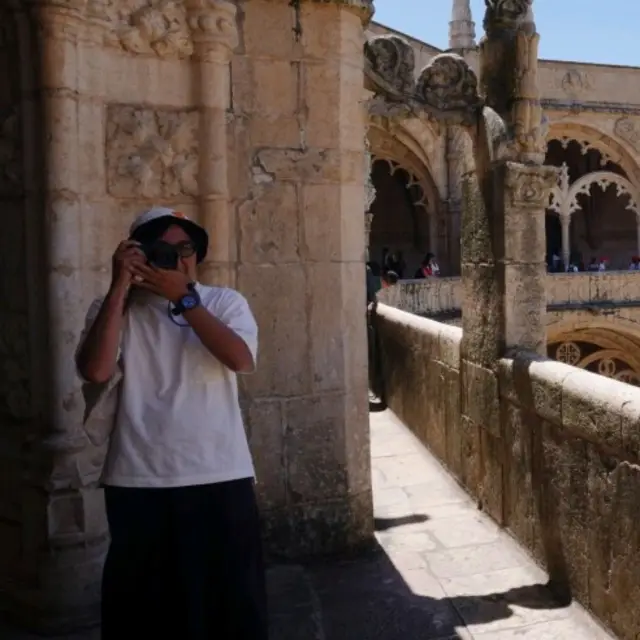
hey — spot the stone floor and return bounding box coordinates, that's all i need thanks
[2,410,616,639]
[267,410,615,639]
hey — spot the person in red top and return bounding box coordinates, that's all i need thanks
[414,253,440,278]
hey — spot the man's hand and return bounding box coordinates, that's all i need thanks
[130,263,192,303]
[111,240,146,292]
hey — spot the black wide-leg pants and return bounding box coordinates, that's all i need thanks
[101,478,268,640]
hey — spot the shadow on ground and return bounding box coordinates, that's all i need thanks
[267,537,573,640]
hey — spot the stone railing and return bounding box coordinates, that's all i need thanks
[377,271,640,316]
[375,303,640,640]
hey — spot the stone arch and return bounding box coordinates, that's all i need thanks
[547,120,640,185]
[545,121,640,270]
[366,121,442,276]
[547,320,640,386]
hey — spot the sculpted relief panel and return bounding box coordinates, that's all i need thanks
[106,105,200,198]
[614,117,640,153]
[105,0,193,58]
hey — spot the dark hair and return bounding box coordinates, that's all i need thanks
[130,217,208,263]
[383,270,399,285]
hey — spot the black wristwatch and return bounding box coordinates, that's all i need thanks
[171,282,201,316]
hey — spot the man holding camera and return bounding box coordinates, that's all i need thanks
[76,207,267,639]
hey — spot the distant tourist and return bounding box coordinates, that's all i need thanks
[588,257,600,272]
[414,253,440,278]
[630,256,640,271]
[384,251,405,279]
[382,270,399,288]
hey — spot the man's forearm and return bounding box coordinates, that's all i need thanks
[183,306,253,373]
[76,285,128,384]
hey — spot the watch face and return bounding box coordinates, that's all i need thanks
[183,295,198,309]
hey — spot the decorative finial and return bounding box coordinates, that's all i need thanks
[449,0,476,50]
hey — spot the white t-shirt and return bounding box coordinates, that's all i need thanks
[78,284,258,488]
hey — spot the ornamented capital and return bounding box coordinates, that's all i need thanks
[186,0,238,57]
[504,161,558,210]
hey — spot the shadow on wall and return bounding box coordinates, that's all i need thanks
[373,303,640,640]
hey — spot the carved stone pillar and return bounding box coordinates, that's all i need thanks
[0,0,111,632]
[479,0,546,165]
[187,0,238,287]
[236,0,374,557]
[445,125,465,274]
[460,0,556,525]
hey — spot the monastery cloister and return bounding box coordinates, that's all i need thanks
[1,0,640,638]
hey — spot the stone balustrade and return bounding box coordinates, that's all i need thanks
[377,271,640,316]
[374,302,640,640]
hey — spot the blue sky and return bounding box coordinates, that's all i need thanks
[373,1,640,67]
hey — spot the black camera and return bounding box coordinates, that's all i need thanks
[142,241,179,270]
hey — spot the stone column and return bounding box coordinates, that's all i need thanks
[187,0,239,287]
[561,214,571,270]
[3,1,110,632]
[445,125,465,274]
[461,0,556,524]
[235,0,374,556]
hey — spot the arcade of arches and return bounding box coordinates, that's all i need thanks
[368,126,640,276]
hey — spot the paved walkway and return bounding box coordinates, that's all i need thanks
[3,410,616,639]
[269,410,616,639]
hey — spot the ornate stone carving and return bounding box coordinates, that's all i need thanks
[186,0,238,55]
[548,162,640,219]
[561,69,589,97]
[0,107,22,196]
[504,162,558,210]
[365,36,482,124]
[106,105,199,198]
[483,0,532,32]
[614,117,640,153]
[106,0,193,58]
[555,341,581,366]
[364,35,415,99]
[416,53,482,114]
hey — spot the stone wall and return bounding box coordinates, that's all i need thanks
[375,303,640,640]
[1,0,373,631]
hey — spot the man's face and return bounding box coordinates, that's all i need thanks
[160,224,197,277]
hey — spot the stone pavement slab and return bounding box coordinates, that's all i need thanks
[268,410,617,639]
[1,410,618,639]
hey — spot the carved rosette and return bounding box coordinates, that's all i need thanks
[416,54,482,114]
[504,162,558,210]
[364,35,482,124]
